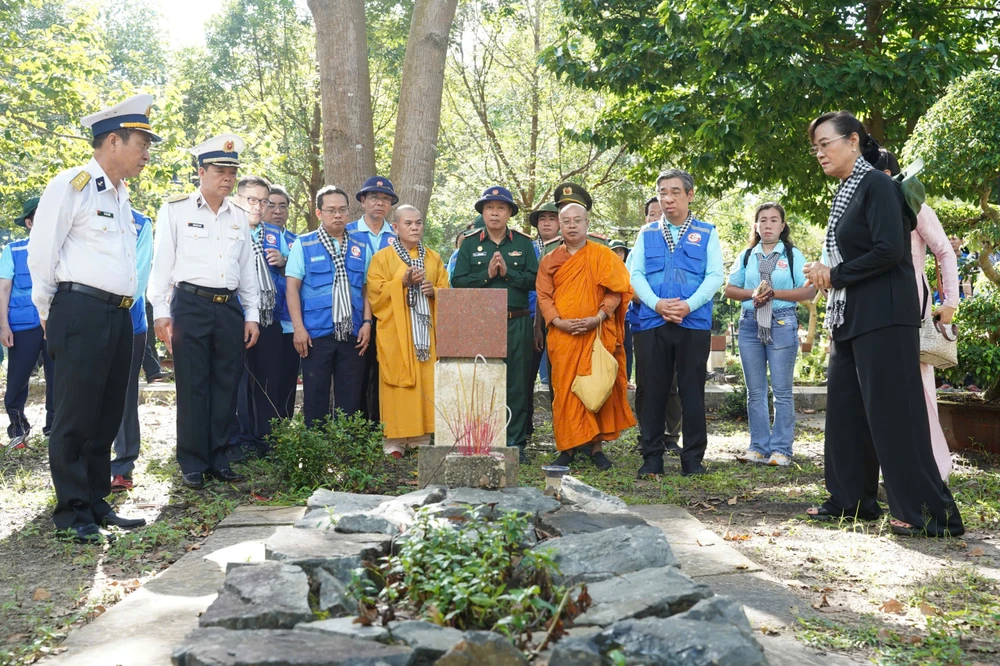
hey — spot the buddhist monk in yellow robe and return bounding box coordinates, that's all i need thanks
[536,203,636,469]
[367,205,449,458]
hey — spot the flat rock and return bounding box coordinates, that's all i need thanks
[532,524,678,584]
[387,620,465,665]
[545,636,603,666]
[560,476,631,514]
[297,616,391,643]
[334,512,401,536]
[265,526,390,580]
[574,566,713,626]
[537,510,647,537]
[437,486,560,518]
[384,486,447,509]
[675,596,754,637]
[435,630,529,666]
[595,616,768,666]
[171,628,414,666]
[314,568,353,616]
[306,490,392,511]
[199,561,312,630]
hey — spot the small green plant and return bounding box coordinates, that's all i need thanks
[796,344,828,384]
[351,506,588,652]
[265,411,388,492]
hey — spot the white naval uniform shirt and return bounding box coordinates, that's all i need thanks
[148,191,260,323]
[27,157,138,320]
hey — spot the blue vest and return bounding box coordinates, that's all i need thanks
[7,239,40,332]
[259,222,290,322]
[634,220,715,332]
[283,228,297,248]
[298,231,368,339]
[129,210,151,334]
[346,218,396,252]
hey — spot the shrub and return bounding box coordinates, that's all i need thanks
[265,411,388,492]
[939,286,1000,395]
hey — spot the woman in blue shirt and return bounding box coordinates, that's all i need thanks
[725,203,814,466]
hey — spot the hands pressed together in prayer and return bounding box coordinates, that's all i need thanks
[654,298,691,324]
[487,251,507,279]
[403,267,435,298]
[803,261,832,290]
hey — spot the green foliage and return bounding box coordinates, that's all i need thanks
[265,412,388,492]
[544,0,1000,217]
[355,506,569,647]
[939,285,1000,395]
[796,345,828,384]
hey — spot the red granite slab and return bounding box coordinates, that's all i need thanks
[436,288,507,358]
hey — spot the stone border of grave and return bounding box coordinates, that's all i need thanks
[171,477,770,666]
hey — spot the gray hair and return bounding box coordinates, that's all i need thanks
[655,169,695,194]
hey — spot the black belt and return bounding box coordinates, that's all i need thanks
[507,309,531,320]
[57,282,134,309]
[176,282,235,304]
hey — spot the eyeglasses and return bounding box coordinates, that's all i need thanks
[320,206,350,215]
[365,194,392,204]
[267,203,289,211]
[809,135,848,156]
[244,197,268,206]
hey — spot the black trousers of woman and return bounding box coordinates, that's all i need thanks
[824,325,964,537]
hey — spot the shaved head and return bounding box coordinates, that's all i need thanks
[558,202,589,248]
[393,205,424,247]
[559,202,588,219]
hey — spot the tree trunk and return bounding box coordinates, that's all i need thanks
[389,0,459,217]
[308,0,376,222]
[306,97,324,231]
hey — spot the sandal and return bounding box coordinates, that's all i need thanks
[806,502,882,523]
[889,519,953,538]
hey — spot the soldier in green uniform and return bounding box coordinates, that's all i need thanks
[452,186,538,462]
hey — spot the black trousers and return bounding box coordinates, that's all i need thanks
[279,331,299,417]
[632,332,682,448]
[112,332,145,477]
[233,320,285,443]
[359,322,380,422]
[634,323,710,468]
[825,326,964,536]
[5,325,53,437]
[526,320,553,439]
[172,287,244,475]
[141,300,163,379]
[301,334,366,427]
[46,290,132,529]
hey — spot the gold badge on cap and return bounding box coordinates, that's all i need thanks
[563,186,572,195]
[224,140,235,152]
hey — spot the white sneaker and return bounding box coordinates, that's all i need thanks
[736,450,767,464]
[767,453,791,467]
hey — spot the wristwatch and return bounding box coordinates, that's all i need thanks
[363,319,374,325]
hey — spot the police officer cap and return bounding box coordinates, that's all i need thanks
[81,93,162,143]
[475,185,519,216]
[529,201,559,228]
[190,133,245,168]
[14,196,40,228]
[554,182,593,211]
[356,176,399,206]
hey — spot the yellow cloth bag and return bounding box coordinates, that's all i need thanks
[571,327,617,412]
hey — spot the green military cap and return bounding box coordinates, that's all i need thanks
[15,196,40,228]
[529,201,559,228]
[472,214,485,229]
[608,239,628,252]
[554,182,593,211]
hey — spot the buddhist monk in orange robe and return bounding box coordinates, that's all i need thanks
[535,203,636,469]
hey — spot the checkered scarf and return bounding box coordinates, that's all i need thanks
[533,237,544,256]
[755,249,781,344]
[390,237,432,362]
[662,211,694,252]
[317,225,354,341]
[824,156,873,329]
[250,227,276,328]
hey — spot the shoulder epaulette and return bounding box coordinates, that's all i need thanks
[588,231,608,240]
[543,237,563,247]
[167,193,189,203]
[70,171,91,191]
[512,228,532,239]
[461,228,479,238]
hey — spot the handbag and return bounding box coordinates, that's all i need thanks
[919,265,958,369]
[571,325,618,412]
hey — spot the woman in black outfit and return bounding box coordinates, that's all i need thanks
[801,111,964,538]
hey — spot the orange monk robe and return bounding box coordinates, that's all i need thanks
[536,241,636,451]
[367,245,449,439]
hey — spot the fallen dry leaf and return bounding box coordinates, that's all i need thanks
[787,488,803,498]
[696,538,714,547]
[735,564,749,570]
[759,625,780,636]
[880,599,906,614]
[812,594,830,610]
[727,496,738,506]
[32,588,51,601]
[185,543,202,552]
[771,530,782,537]
[877,628,894,642]
[920,602,941,616]
[968,546,986,557]
[723,530,752,541]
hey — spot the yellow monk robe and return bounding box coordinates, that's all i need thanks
[367,245,449,439]
[536,241,636,451]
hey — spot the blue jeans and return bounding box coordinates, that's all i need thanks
[737,309,798,457]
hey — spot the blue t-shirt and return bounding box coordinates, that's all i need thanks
[0,243,15,280]
[728,242,807,311]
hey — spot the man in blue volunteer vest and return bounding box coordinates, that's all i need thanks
[229,175,291,459]
[264,184,300,417]
[0,197,54,448]
[110,208,153,492]
[630,169,724,477]
[286,185,373,426]
[347,176,397,423]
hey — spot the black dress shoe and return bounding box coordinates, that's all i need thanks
[552,451,575,467]
[636,455,664,478]
[98,512,146,530]
[664,441,682,455]
[207,468,245,483]
[591,451,613,471]
[60,524,110,545]
[681,463,708,476]
[182,472,205,489]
